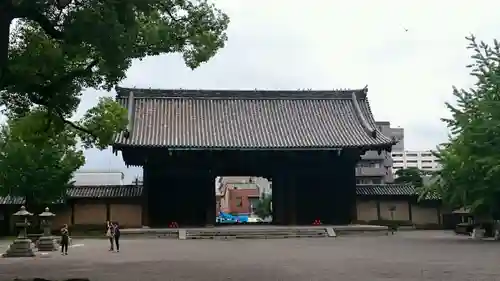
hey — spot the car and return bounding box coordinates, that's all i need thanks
[247,217,263,223]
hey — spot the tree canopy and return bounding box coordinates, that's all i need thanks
[394,167,424,187]
[0,0,229,203]
[419,35,500,217]
[0,109,85,206]
[254,193,272,219]
[0,0,229,145]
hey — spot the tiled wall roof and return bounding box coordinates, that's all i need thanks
[0,185,143,205]
[0,195,25,205]
[356,184,440,200]
[68,185,143,198]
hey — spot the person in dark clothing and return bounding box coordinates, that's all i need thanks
[106,221,114,251]
[113,222,121,252]
[60,224,69,255]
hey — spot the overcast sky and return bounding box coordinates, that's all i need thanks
[77,0,499,182]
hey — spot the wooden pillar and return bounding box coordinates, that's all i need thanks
[339,149,359,224]
[347,159,358,224]
[70,201,75,225]
[106,202,111,221]
[408,201,413,222]
[205,171,216,226]
[272,173,285,225]
[287,177,297,225]
[376,200,381,220]
[142,164,151,227]
[437,205,441,225]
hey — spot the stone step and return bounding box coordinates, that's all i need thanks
[121,225,389,240]
[185,229,328,240]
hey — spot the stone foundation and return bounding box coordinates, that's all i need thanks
[3,238,35,258]
[37,236,59,252]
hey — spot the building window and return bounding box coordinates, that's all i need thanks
[406,153,418,157]
[356,179,371,184]
[392,153,403,157]
[357,162,382,168]
[406,160,418,163]
[393,160,403,163]
[421,153,433,157]
[236,197,242,207]
[421,160,433,163]
[422,166,433,169]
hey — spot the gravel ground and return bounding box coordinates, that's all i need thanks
[0,231,499,281]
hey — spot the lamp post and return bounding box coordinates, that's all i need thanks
[2,206,35,257]
[38,207,58,251]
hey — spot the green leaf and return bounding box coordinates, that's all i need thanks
[0,110,85,206]
[428,35,500,217]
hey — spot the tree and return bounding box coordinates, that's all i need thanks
[254,193,272,219]
[0,0,229,146]
[0,109,85,208]
[419,35,500,217]
[0,0,229,209]
[394,167,423,187]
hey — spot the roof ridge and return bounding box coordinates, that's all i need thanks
[350,90,377,139]
[115,87,369,100]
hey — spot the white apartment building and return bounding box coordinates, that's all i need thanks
[72,170,125,186]
[391,150,441,173]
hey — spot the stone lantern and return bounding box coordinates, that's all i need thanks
[38,207,58,251]
[2,206,35,257]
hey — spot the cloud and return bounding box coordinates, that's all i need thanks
[73,0,500,179]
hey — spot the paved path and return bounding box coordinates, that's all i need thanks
[0,231,499,281]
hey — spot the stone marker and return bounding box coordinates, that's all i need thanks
[38,207,59,252]
[3,206,36,258]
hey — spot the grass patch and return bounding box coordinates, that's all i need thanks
[0,236,16,241]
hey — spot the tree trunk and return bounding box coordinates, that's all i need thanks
[0,0,12,86]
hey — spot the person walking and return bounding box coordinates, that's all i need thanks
[113,221,121,252]
[60,224,69,255]
[106,221,115,251]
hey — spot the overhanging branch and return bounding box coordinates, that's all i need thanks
[12,5,64,40]
[42,59,99,93]
[32,59,101,139]
[58,112,96,140]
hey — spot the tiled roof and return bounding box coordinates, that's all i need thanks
[356,184,416,196]
[113,87,394,149]
[356,184,441,200]
[67,185,143,198]
[0,195,25,205]
[0,185,143,204]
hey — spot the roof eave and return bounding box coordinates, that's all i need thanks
[113,143,394,151]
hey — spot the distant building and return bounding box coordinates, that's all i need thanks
[355,121,403,184]
[216,177,271,198]
[389,126,404,152]
[218,177,263,215]
[391,150,441,174]
[72,170,125,186]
